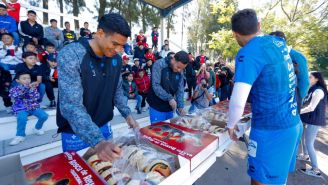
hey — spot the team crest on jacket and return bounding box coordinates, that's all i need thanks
[112,58,117,66]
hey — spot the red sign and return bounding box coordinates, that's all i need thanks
[212,100,252,115]
[140,122,217,160]
[24,152,106,185]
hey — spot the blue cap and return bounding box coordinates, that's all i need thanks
[47,53,57,62]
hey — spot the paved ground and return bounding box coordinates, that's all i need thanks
[195,126,328,185]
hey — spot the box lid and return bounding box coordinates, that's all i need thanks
[23,152,106,185]
[212,100,252,115]
[140,122,218,170]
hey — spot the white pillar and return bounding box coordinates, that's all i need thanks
[160,17,164,49]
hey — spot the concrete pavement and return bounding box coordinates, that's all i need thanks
[195,126,328,185]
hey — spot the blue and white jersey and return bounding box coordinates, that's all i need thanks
[234,35,300,130]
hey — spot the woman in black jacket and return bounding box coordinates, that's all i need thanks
[298,71,327,177]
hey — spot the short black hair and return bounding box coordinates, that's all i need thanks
[231,9,258,35]
[98,13,131,37]
[45,42,55,48]
[167,52,175,58]
[269,31,287,41]
[22,51,37,58]
[84,22,89,24]
[50,19,57,23]
[64,21,70,25]
[27,10,36,15]
[174,51,189,64]
[16,71,30,79]
[0,4,7,9]
[1,33,14,39]
[26,42,36,47]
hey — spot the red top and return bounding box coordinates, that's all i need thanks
[145,52,155,62]
[135,74,151,93]
[200,55,206,65]
[7,2,20,23]
[137,35,146,43]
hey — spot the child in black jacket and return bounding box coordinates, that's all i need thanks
[41,53,58,108]
[0,65,13,112]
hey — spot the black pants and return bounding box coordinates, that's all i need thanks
[187,78,196,99]
[44,80,58,101]
[22,36,49,48]
[0,88,12,107]
[152,40,158,48]
[139,92,148,108]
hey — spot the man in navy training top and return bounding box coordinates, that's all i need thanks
[227,9,302,185]
[57,13,139,162]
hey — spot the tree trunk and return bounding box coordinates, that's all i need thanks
[72,0,79,30]
[59,0,64,28]
[140,3,147,32]
[43,0,48,25]
[98,0,106,20]
[118,0,123,14]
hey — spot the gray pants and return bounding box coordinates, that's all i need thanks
[302,124,320,168]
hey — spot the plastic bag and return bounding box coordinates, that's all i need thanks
[86,129,176,185]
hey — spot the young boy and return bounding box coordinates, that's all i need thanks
[145,48,155,62]
[151,27,159,48]
[24,42,37,54]
[135,70,150,111]
[131,58,142,75]
[121,55,131,78]
[0,65,12,113]
[123,72,142,114]
[41,53,58,108]
[38,42,57,64]
[9,71,48,145]
[15,52,45,102]
[0,33,22,70]
[143,59,153,78]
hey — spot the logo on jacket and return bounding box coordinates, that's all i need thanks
[112,58,117,66]
[238,55,245,62]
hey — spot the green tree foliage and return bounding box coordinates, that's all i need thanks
[259,0,328,70]
[64,0,86,29]
[206,0,328,68]
[95,0,160,34]
[208,0,239,60]
[187,0,222,55]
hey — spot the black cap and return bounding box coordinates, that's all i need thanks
[0,4,7,9]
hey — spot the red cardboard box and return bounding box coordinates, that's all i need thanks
[23,152,106,185]
[140,122,218,171]
[212,100,252,115]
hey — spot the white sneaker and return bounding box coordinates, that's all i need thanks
[9,136,25,146]
[33,128,45,136]
[299,168,321,178]
[297,154,310,161]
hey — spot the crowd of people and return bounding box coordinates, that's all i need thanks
[0,1,96,145]
[0,3,326,184]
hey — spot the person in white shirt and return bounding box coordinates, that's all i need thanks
[298,71,327,178]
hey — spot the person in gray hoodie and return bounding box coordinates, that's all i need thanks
[44,19,64,50]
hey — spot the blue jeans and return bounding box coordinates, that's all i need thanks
[220,85,230,101]
[11,32,20,46]
[126,94,142,111]
[302,124,320,168]
[16,108,48,136]
[61,124,112,152]
[38,83,45,102]
[149,107,173,124]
